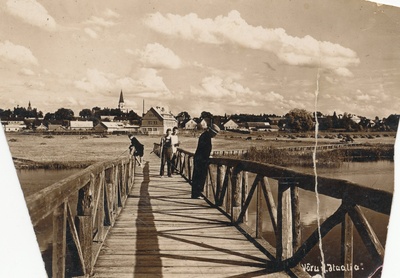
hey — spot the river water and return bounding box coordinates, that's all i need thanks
[246,160,394,278]
[18,161,393,277]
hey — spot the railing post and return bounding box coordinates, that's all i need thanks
[256,179,263,238]
[277,180,293,261]
[291,182,301,252]
[77,183,93,275]
[216,165,226,206]
[225,167,232,214]
[188,155,192,182]
[231,166,242,223]
[242,171,248,223]
[53,202,67,278]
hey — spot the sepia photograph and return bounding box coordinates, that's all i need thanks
[0,0,399,277]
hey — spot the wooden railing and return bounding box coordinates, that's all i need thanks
[25,156,137,277]
[173,147,392,277]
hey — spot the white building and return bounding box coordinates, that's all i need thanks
[69,121,94,130]
[223,119,239,130]
[184,119,197,130]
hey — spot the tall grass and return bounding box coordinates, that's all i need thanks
[240,145,394,168]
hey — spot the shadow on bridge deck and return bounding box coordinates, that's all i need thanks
[91,153,289,278]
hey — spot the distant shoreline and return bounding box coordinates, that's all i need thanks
[6,131,396,170]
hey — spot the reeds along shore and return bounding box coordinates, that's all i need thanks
[12,157,94,170]
[239,145,395,168]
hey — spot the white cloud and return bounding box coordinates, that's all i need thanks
[74,68,115,93]
[103,9,120,18]
[0,40,38,65]
[116,68,170,97]
[84,28,98,39]
[125,48,135,55]
[20,68,35,76]
[137,43,182,69]
[6,0,57,31]
[191,76,249,98]
[84,16,116,28]
[74,68,171,99]
[144,10,359,76]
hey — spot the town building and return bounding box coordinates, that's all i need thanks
[69,121,94,131]
[141,106,177,135]
[246,122,271,131]
[223,119,239,130]
[2,121,26,132]
[184,119,197,130]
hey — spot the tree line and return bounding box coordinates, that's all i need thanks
[1,105,398,132]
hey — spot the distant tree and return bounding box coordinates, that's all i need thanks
[44,112,55,121]
[176,111,191,127]
[79,108,93,119]
[340,112,361,131]
[0,109,12,119]
[200,111,213,120]
[283,109,314,132]
[54,108,74,121]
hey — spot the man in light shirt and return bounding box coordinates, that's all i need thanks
[171,127,179,174]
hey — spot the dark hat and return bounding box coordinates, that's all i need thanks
[209,124,220,134]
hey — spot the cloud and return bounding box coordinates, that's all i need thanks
[6,0,57,31]
[116,68,170,97]
[125,48,135,55]
[19,68,35,76]
[74,68,171,99]
[82,10,119,38]
[137,43,182,69]
[84,16,116,28]
[74,68,115,93]
[103,9,120,18]
[144,10,360,76]
[84,28,98,39]
[0,40,38,65]
[191,75,286,105]
[191,76,250,98]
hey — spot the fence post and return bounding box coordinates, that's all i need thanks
[53,202,67,278]
[277,180,294,261]
[217,165,226,206]
[77,183,93,275]
[242,171,248,223]
[231,166,242,223]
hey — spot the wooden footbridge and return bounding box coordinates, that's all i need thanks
[25,146,392,278]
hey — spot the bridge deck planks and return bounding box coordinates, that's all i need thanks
[92,153,289,278]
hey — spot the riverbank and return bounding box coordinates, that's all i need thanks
[241,144,394,167]
[5,131,396,169]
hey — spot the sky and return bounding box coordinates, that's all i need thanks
[0,0,399,119]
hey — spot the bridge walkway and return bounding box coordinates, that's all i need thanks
[91,153,289,278]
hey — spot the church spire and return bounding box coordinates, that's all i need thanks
[28,101,32,111]
[118,90,125,110]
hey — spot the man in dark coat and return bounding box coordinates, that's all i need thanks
[129,135,144,165]
[191,124,220,199]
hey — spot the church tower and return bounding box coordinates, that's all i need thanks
[27,101,32,111]
[118,90,125,111]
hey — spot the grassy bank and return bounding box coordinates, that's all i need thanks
[12,157,95,170]
[240,145,394,167]
[5,132,396,170]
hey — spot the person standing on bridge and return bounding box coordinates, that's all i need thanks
[191,124,220,199]
[171,127,180,174]
[159,128,173,177]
